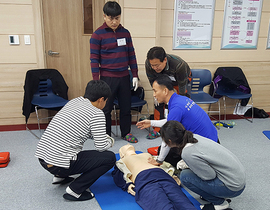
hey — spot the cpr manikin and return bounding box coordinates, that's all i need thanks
[112,144,196,210]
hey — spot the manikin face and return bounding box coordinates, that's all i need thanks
[119,144,135,158]
[149,57,167,73]
[152,81,166,104]
[103,15,121,31]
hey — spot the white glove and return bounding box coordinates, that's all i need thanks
[154,97,159,106]
[176,159,189,170]
[127,184,136,196]
[106,134,115,147]
[132,77,138,91]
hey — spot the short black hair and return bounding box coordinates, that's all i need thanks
[84,80,111,102]
[153,74,174,91]
[147,46,166,62]
[103,1,121,17]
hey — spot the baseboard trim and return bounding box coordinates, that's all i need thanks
[0,121,119,132]
[0,113,268,132]
[0,124,49,132]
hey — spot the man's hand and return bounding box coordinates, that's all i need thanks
[127,184,136,196]
[132,78,138,91]
[106,134,115,147]
[136,119,151,130]
[147,157,161,166]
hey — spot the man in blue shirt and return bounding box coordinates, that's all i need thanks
[144,47,191,139]
[137,75,218,167]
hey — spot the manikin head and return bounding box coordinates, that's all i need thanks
[119,144,136,159]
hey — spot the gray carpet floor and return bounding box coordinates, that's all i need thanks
[1,118,270,210]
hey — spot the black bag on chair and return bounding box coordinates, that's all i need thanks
[244,107,269,118]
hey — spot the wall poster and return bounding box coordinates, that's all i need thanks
[221,0,263,49]
[173,0,215,50]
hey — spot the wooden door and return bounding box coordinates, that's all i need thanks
[42,0,104,99]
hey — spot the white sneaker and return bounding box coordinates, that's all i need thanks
[214,200,229,210]
[200,200,229,210]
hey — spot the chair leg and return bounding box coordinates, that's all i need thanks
[208,102,221,130]
[251,96,253,123]
[146,103,151,133]
[225,97,253,123]
[236,97,253,123]
[137,107,139,122]
[208,104,212,113]
[112,105,118,137]
[26,123,40,139]
[34,106,43,138]
[223,96,227,121]
[218,100,221,124]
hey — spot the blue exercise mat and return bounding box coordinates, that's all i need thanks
[91,152,201,210]
[91,167,142,210]
[181,187,201,210]
[263,131,270,140]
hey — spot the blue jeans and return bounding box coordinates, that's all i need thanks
[180,169,245,205]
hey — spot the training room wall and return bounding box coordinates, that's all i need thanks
[120,0,270,116]
[0,0,45,126]
[0,0,269,127]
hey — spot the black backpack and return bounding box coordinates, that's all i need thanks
[244,107,269,118]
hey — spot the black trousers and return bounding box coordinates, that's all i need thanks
[101,75,131,137]
[39,150,116,194]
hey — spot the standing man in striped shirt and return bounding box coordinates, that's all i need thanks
[90,1,139,143]
[35,80,116,201]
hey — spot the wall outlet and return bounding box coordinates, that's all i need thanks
[24,35,31,45]
[9,35,20,45]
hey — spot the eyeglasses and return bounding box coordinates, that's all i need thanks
[150,63,161,68]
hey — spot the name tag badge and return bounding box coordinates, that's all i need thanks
[168,75,176,81]
[117,38,126,46]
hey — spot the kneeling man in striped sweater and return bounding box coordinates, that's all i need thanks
[35,80,116,201]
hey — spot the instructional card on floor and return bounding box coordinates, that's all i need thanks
[221,0,263,49]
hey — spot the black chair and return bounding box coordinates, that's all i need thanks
[211,67,253,122]
[23,69,69,138]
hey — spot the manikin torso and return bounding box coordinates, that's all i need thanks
[121,153,159,183]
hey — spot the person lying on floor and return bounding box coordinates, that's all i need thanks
[136,74,219,167]
[35,80,116,201]
[160,120,246,210]
[112,144,197,210]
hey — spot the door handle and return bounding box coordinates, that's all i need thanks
[48,50,59,56]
